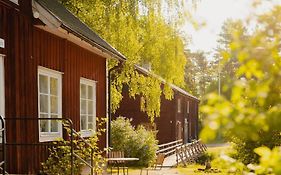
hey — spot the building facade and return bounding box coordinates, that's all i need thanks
[113,67,200,145]
[0,0,125,173]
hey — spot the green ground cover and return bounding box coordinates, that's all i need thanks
[178,144,231,175]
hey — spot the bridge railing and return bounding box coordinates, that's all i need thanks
[156,139,183,157]
[175,139,207,166]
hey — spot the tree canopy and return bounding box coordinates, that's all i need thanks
[59,0,192,121]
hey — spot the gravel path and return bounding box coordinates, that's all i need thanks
[126,168,185,175]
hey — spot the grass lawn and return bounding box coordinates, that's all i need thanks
[106,144,233,175]
[178,164,228,175]
[177,144,231,175]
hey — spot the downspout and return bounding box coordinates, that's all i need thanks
[107,63,122,147]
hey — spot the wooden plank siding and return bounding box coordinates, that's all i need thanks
[113,85,199,145]
[0,1,107,173]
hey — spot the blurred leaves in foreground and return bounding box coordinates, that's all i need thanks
[201,4,281,175]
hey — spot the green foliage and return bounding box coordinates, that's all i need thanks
[41,119,107,175]
[201,4,281,174]
[185,50,213,98]
[41,140,82,175]
[254,147,281,175]
[211,154,246,174]
[195,152,214,165]
[59,0,190,121]
[111,117,158,166]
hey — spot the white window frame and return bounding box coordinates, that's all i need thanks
[177,98,181,113]
[80,78,97,137]
[38,66,62,142]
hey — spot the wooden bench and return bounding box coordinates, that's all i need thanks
[176,139,207,166]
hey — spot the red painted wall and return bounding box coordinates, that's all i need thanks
[113,85,199,145]
[0,1,107,173]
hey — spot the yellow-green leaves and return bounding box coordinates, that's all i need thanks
[254,147,281,175]
[60,0,190,121]
[201,4,281,171]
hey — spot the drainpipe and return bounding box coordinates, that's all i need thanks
[108,63,122,147]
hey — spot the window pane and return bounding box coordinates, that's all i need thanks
[40,114,49,132]
[187,102,190,113]
[51,115,59,132]
[81,115,87,130]
[178,99,181,113]
[88,115,93,123]
[80,84,86,98]
[50,77,58,95]
[39,75,48,93]
[88,85,93,100]
[88,122,93,130]
[88,101,93,115]
[40,94,48,113]
[80,100,86,115]
[51,96,58,113]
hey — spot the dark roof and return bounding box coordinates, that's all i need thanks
[135,65,199,101]
[35,0,126,60]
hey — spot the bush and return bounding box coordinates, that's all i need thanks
[111,117,158,166]
[41,119,106,175]
[196,152,214,165]
[230,131,281,165]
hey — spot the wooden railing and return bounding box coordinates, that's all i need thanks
[157,139,183,157]
[175,139,207,166]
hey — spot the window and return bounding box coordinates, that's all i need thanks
[38,67,62,142]
[186,101,190,114]
[0,55,4,118]
[80,78,96,137]
[177,98,181,113]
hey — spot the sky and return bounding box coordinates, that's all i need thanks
[183,0,281,56]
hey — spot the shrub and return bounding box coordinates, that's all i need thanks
[41,119,106,175]
[111,117,158,166]
[196,152,214,165]
[230,131,281,165]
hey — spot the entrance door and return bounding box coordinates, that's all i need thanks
[0,55,4,118]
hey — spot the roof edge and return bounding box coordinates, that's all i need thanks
[32,0,126,61]
[134,65,199,101]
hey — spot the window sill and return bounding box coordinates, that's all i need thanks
[80,130,95,138]
[39,132,62,142]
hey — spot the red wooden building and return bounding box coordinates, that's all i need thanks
[113,66,200,144]
[0,0,125,173]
